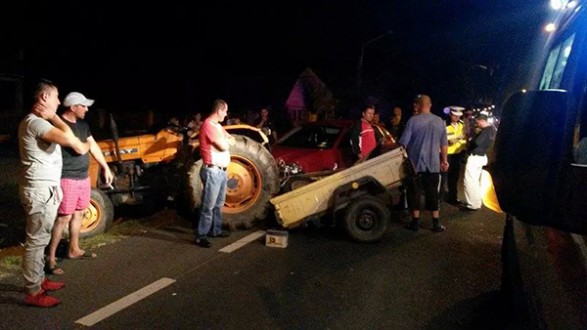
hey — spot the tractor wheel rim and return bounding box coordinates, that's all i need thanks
[82,200,101,233]
[224,156,262,213]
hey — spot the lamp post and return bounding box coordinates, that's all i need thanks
[356,30,393,89]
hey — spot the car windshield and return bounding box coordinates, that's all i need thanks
[277,125,342,149]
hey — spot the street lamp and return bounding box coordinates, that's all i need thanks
[356,30,393,89]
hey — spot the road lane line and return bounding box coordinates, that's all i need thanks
[219,230,265,253]
[75,277,176,327]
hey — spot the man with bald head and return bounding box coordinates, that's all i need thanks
[398,95,449,232]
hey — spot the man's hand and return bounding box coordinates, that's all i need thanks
[103,167,114,185]
[33,106,57,120]
[227,135,236,146]
[440,160,449,173]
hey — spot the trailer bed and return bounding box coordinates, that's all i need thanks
[270,147,409,228]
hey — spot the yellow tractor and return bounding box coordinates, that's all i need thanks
[83,118,279,238]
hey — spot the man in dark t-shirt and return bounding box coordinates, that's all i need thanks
[462,114,496,211]
[46,92,113,275]
[254,107,278,144]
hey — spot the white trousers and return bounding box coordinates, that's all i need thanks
[463,155,487,209]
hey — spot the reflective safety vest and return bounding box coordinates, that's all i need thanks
[447,121,467,154]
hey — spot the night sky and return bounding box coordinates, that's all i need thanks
[4,1,549,121]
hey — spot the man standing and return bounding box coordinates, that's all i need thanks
[398,95,449,232]
[195,99,233,248]
[254,106,278,144]
[388,106,404,141]
[18,80,90,307]
[442,107,467,205]
[412,95,421,116]
[462,114,496,211]
[46,92,113,275]
[350,104,380,160]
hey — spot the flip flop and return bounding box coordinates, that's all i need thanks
[44,264,64,275]
[68,251,97,260]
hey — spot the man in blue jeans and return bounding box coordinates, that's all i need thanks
[195,99,234,248]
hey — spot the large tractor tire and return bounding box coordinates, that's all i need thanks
[343,195,390,243]
[80,188,114,239]
[184,135,280,230]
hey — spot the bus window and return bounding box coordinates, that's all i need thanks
[539,33,576,89]
[573,99,587,165]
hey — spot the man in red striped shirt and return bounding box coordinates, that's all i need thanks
[350,105,378,160]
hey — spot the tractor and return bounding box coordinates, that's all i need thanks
[81,115,280,238]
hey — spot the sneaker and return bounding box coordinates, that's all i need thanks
[195,238,212,248]
[432,224,446,232]
[41,278,65,291]
[447,199,461,206]
[25,290,60,308]
[405,220,419,231]
[211,230,231,238]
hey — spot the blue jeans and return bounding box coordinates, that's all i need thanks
[197,166,227,239]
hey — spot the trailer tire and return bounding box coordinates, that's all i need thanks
[184,135,280,230]
[343,195,390,242]
[80,189,114,239]
[282,175,315,192]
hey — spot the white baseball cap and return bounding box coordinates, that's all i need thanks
[63,92,95,107]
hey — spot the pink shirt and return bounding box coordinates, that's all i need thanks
[199,118,230,167]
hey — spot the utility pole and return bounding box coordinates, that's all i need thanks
[356,30,393,89]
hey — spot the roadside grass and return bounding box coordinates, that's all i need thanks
[0,209,179,279]
[0,182,24,249]
[79,219,150,251]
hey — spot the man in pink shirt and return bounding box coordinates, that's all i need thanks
[195,99,234,248]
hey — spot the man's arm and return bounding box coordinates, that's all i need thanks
[212,128,234,151]
[440,145,449,172]
[42,115,90,154]
[440,124,449,172]
[88,136,114,185]
[349,121,361,156]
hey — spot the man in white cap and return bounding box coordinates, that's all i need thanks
[442,106,467,205]
[46,92,113,275]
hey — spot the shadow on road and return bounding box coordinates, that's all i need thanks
[427,290,531,330]
[0,282,24,306]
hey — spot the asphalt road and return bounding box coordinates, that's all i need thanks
[0,203,513,329]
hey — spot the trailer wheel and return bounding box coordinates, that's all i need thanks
[343,195,390,242]
[282,175,315,192]
[184,135,280,230]
[80,189,114,239]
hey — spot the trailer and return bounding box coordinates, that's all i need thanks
[270,146,410,242]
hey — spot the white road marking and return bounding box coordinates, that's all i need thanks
[219,230,266,253]
[75,277,176,327]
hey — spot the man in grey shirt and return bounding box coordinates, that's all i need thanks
[18,80,89,307]
[398,95,449,232]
